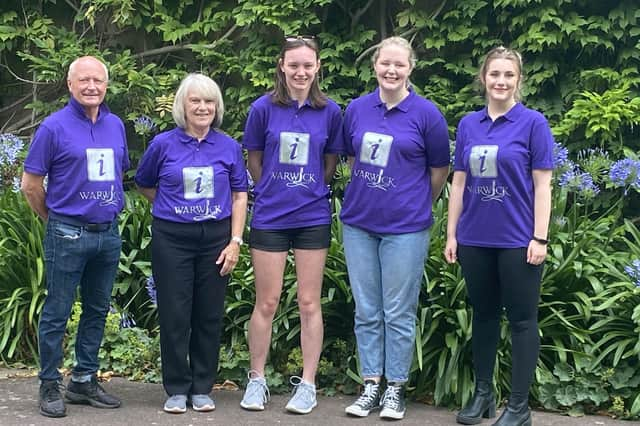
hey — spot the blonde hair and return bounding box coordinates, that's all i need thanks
[478,46,524,101]
[172,73,224,128]
[371,36,417,69]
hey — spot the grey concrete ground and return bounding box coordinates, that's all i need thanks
[0,372,637,426]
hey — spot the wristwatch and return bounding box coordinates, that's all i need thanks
[231,236,244,246]
[532,236,549,245]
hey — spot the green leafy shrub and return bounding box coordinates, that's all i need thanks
[1,0,640,419]
[63,302,161,383]
[0,191,45,364]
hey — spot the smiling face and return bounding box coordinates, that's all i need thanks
[184,90,216,136]
[374,44,413,95]
[67,57,108,111]
[279,45,320,99]
[482,58,520,106]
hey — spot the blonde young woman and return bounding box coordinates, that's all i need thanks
[445,47,554,426]
[341,36,450,420]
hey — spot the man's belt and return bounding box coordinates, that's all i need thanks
[48,212,113,232]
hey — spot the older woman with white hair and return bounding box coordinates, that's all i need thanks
[135,73,248,414]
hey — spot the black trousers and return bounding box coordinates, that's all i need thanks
[152,217,230,396]
[457,245,543,402]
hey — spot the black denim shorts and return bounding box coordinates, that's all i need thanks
[249,225,331,251]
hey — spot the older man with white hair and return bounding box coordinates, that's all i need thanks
[21,56,129,418]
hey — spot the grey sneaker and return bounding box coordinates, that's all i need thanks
[191,394,215,412]
[379,382,406,420]
[163,394,187,413]
[240,371,270,411]
[345,380,381,417]
[285,376,317,414]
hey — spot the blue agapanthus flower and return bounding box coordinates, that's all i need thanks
[558,166,599,197]
[145,275,157,306]
[133,115,157,135]
[553,142,569,169]
[609,158,640,192]
[0,133,23,165]
[0,133,25,192]
[624,259,640,287]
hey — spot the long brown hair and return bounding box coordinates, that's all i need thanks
[271,37,328,109]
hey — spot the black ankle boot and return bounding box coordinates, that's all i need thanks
[492,397,531,426]
[456,381,496,425]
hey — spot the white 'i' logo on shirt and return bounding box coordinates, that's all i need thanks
[183,166,214,199]
[279,132,310,165]
[360,132,393,167]
[470,145,499,178]
[86,148,115,181]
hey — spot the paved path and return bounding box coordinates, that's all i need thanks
[0,373,636,425]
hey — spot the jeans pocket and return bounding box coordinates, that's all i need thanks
[53,222,82,240]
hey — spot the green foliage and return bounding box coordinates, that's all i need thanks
[284,339,358,396]
[554,74,640,155]
[113,192,155,328]
[0,191,45,363]
[218,343,251,385]
[1,0,640,419]
[537,362,640,418]
[63,302,161,383]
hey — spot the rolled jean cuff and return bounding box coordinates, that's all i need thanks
[71,373,92,383]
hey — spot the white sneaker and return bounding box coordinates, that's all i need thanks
[285,376,317,414]
[240,371,269,411]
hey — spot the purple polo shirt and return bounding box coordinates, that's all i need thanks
[24,97,129,223]
[340,88,450,234]
[135,127,247,223]
[242,94,344,229]
[454,103,554,248]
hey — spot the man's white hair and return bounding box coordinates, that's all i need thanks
[67,56,109,81]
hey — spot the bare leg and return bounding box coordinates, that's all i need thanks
[247,249,287,376]
[293,248,327,383]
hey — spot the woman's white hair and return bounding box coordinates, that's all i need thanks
[172,73,224,129]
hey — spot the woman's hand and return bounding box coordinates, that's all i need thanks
[216,242,240,276]
[444,238,458,264]
[526,240,547,265]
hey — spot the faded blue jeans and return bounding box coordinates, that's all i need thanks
[343,224,430,383]
[38,218,121,381]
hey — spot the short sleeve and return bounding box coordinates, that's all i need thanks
[453,119,467,171]
[342,102,357,157]
[229,142,249,192]
[118,120,131,172]
[242,102,266,151]
[134,137,162,188]
[530,116,554,170]
[424,111,450,168]
[24,124,55,176]
[324,103,345,155]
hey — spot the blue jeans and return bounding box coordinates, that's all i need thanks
[343,224,430,383]
[38,218,121,381]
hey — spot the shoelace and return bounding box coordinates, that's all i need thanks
[42,382,66,402]
[355,382,379,407]
[246,370,270,402]
[289,376,315,402]
[381,385,401,410]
